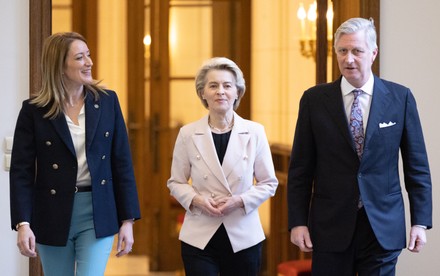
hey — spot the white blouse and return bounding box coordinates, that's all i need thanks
[65,105,92,187]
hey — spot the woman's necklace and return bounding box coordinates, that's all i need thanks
[67,100,83,108]
[66,89,86,108]
[208,116,234,133]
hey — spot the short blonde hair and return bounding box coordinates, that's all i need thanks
[195,57,246,110]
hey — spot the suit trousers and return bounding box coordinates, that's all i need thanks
[37,192,114,276]
[181,224,263,276]
[311,207,402,276]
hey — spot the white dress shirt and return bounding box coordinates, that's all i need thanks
[341,73,374,133]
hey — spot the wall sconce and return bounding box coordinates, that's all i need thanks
[297,1,333,59]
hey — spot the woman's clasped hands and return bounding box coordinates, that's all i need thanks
[192,194,244,217]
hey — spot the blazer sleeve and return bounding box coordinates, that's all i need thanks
[109,91,141,221]
[167,128,200,214]
[10,100,36,230]
[240,124,278,214]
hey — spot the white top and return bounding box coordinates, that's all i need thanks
[65,105,92,187]
[341,73,374,133]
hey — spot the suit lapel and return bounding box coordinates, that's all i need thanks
[364,76,392,148]
[84,91,102,150]
[323,76,392,159]
[322,79,354,149]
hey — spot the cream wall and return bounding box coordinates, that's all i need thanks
[0,0,29,275]
[381,1,440,274]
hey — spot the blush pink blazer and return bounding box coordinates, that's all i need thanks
[167,113,278,252]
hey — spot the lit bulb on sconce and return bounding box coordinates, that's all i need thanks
[326,2,334,40]
[143,34,151,46]
[143,34,151,59]
[297,3,306,20]
[307,1,317,22]
[297,1,333,60]
[307,1,317,40]
[297,3,306,40]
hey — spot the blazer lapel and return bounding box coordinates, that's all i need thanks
[222,114,250,179]
[84,91,102,150]
[50,112,76,157]
[191,116,229,189]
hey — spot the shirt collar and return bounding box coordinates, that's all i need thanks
[341,72,374,97]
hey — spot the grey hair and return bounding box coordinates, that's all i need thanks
[334,17,378,51]
[195,57,246,110]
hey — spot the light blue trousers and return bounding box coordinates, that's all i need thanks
[37,192,114,276]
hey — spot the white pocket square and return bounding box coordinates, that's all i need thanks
[379,121,397,128]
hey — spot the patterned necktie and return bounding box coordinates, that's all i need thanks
[350,89,364,159]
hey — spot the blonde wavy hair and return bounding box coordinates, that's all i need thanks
[31,32,104,119]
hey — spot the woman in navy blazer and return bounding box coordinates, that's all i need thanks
[167,57,278,275]
[10,32,140,275]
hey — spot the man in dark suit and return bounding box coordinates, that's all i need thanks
[287,17,432,275]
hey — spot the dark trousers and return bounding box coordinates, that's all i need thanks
[181,224,263,276]
[312,208,402,276]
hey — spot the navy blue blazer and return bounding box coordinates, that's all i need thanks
[10,89,141,246]
[287,76,432,252]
